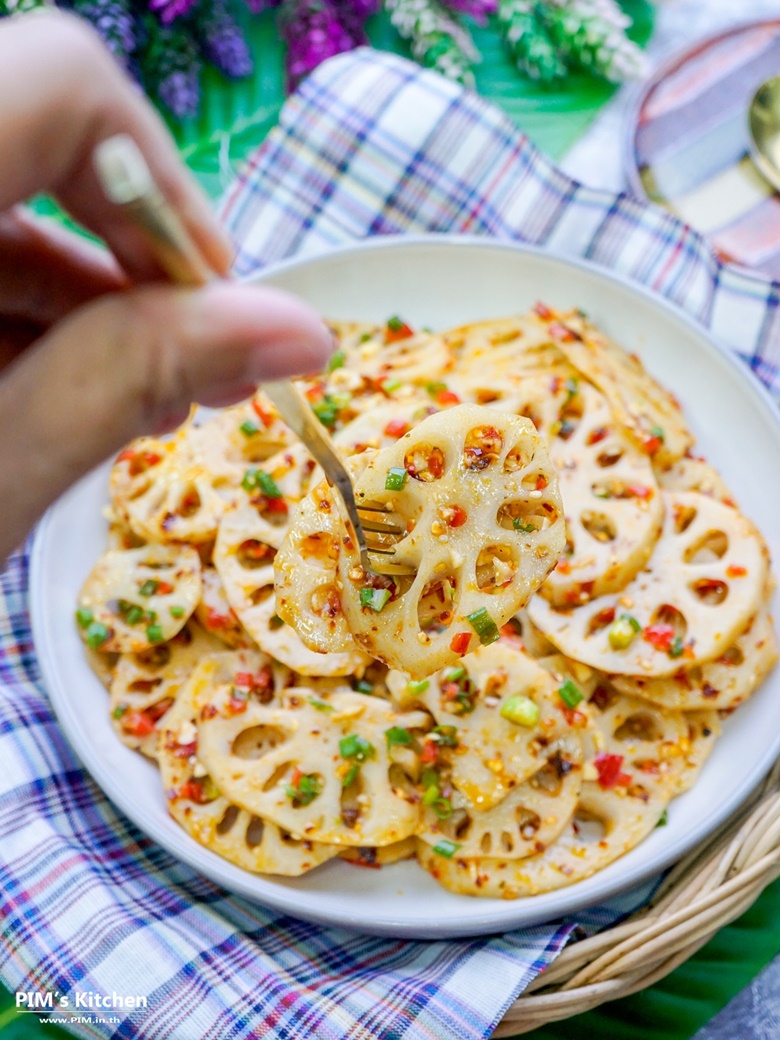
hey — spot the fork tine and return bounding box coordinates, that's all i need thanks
[358,512,406,535]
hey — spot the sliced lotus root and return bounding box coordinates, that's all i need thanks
[274,458,374,658]
[417,734,582,859]
[387,643,584,810]
[534,381,664,606]
[109,400,292,544]
[673,711,720,796]
[216,480,369,676]
[333,397,437,457]
[322,405,565,678]
[77,544,202,654]
[85,647,118,689]
[549,309,693,466]
[197,689,431,846]
[339,836,417,867]
[338,321,453,387]
[612,608,778,712]
[110,622,229,758]
[654,456,735,504]
[159,653,337,876]
[442,314,570,402]
[194,567,254,649]
[415,774,670,898]
[528,491,769,676]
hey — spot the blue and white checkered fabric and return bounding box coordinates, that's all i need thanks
[0,47,777,1040]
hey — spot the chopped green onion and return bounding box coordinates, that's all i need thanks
[656,809,668,828]
[381,378,402,394]
[339,734,376,762]
[341,763,360,788]
[431,797,453,820]
[421,767,439,788]
[432,725,458,747]
[239,420,260,437]
[558,679,583,709]
[441,665,465,683]
[285,773,322,806]
[200,777,221,802]
[85,621,110,649]
[608,614,640,651]
[360,587,392,612]
[422,783,441,807]
[359,331,373,343]
[146,623,164,644]
[75,607,94,628]
[432,839,460,858]
[125,606,145,626]
[513,518,536,533]
[649,425,665,441]
[385,467,408,491]
[242,468,282,497]
[425,381,447,396]
[169,606,185,619]
[500,694,540,728]
[111,704,128,719]
[354,680,374,695]
[564,377,579,402]
[406,679,430,696]
[466,607,500,646]
[311,400,339,427]
[308,697,334,713]
[669,636,685,659]
[385,726,413,748]
[138,579,159,597]
[387,316,405,332]
[327,350,345,373]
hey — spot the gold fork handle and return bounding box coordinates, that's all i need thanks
[93,133,370,568]
[261,379,367,560]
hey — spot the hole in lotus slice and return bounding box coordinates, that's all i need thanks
[719,645,745,667]
[216,804,240,836]
[651,603,688,640]
[529,758,564,797]
[596,447,624,468]
[340,769,363,830]
[249,584,274,607]
[463,425,504,470]
[231,725,287,761]
[580,511,617,543]
[245,815,265,848]
[516,807,542,842]
[690,578,729,606]
[135,644,173,669]
[683,529,729,563]
[552,394,584,441]
[178,486,202,518]
[417,576,457,631]
[673,501,698,533]
[503,439,535,472]
[127,677,163,694]
[520,471,550,492]
[614,712,664,743]
[404,443,445,482]
[237,539,277,570]
[388,762,418,801]
[476,546,517,594]
[586,605,618,637]
[496,500,559,532]
[572,806,608,844]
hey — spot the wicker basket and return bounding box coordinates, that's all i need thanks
[495,758,780,1036]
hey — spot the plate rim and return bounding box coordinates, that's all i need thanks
[29,233,780,938]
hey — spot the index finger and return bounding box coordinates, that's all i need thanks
[0,11,233,280]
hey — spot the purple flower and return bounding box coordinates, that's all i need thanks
[195,0,253,77]
[281,0,369,91]
[148,0,198,25]
[158,68,200,116]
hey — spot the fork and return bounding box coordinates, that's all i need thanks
[92,134,410,576]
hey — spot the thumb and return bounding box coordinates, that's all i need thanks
[0,281,333,556]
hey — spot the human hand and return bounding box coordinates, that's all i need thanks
[0,12,333,559]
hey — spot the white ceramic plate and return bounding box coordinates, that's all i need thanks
[31,236,780,939]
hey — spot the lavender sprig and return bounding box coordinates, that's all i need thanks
[140,15,201,117]
[540,0,648,82]
[194,0,253,77]
[441,0,496,27]
[385,0,479,87]
[71,0,137,64]
[280,0,363,93]
[149,0,199,26]
[497,0,565,82]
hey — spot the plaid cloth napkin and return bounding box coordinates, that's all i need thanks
[1,49,779,1040]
